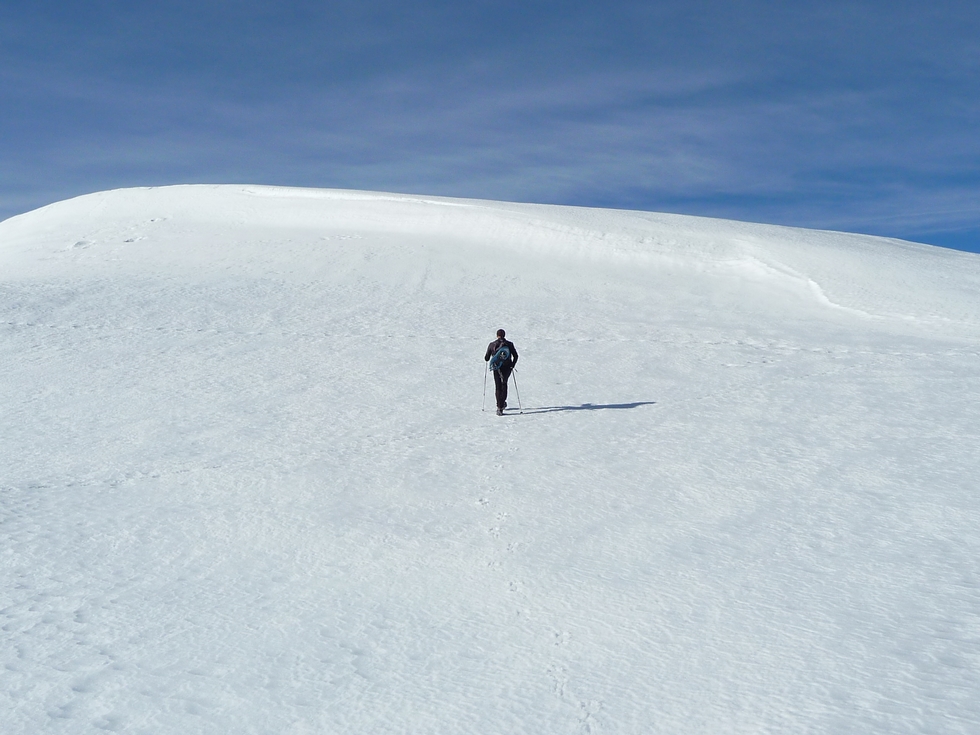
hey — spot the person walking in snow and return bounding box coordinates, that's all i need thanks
[485,329,518,415]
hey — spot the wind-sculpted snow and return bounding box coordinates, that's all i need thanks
[2,185,979,733]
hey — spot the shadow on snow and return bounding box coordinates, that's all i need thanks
[515,401,656,415]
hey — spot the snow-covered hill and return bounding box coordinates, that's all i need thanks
[3,185,979,734]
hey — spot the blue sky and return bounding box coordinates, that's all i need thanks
[2,1,979,251]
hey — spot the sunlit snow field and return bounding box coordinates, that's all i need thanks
[2,185,980,734]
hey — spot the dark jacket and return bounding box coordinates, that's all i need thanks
[485,338,518,371]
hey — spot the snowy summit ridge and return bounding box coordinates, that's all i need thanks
[2,185,980,734]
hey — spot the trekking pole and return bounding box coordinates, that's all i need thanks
[512,369,523,414]
[482,363,488,411]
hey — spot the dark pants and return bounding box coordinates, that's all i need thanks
[493,368,512,409]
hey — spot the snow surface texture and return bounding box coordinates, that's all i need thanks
[2,185,980,734]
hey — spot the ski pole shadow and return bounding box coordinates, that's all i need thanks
[519,401,656,415]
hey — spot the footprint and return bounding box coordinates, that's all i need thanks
[579,700,603,733]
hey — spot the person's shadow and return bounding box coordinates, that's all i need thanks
[517,401,656,415]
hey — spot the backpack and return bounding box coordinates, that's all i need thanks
[488,343,512,372]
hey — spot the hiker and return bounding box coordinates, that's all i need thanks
[485,329,518,415]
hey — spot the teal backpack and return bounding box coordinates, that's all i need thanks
[488,344,511,372]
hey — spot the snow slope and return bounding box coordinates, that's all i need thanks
[2,185,980,734]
